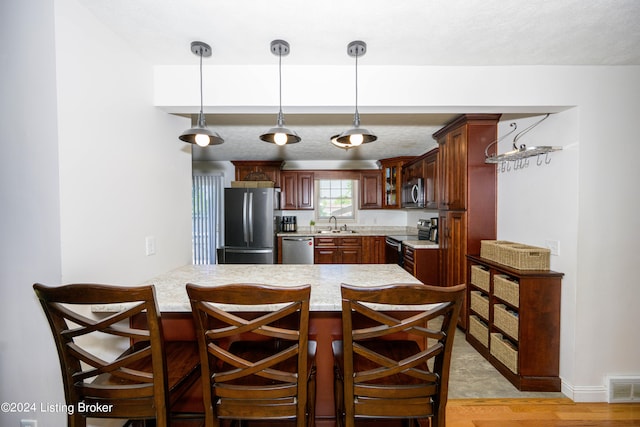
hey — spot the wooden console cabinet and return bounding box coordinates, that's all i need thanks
[466,255,563,391]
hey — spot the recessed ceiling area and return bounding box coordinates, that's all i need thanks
[77,0,639,161]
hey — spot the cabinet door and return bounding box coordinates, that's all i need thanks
[362,236,385,264]
[281,172,298,210]
[297,172,314,210]
[424,152,438,209]
[445,211,467,328]
[440,127,467,210]
[280,171,314,210]
[360,171,382,209]
[340,247,362,264]
[314,247,338,264]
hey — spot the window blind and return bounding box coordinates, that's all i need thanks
[192,174,223,264]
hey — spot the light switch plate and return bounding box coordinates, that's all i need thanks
[20,420,37,427]
[545,239,559,256]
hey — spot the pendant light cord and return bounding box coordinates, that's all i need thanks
[199,49,204,116]
[353,51,360,127]
[279,48,282,114]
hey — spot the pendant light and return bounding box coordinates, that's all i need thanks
[333,40,376,149]
[179,41,224,147]
[260,40,301,145]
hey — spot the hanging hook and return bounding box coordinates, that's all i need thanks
[545,152,552,164]
[537,154,543,166]
[506,161,512,172]
[512,113,550,150]
[524,158,530,168]
[485,122,517,159]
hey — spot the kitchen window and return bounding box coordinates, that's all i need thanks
[316,179,356,221]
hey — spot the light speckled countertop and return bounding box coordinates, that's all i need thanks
[93,264,424,313]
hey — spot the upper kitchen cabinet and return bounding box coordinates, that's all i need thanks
[423,149,439,209]
[433,115,499,212]
[359,171,383,209]
[379,157,414,209]
[281,171,314,210]
[232,161,283,187]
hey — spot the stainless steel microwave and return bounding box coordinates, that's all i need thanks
[402,178,425,208]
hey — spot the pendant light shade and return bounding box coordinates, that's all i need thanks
[334,40,376,149]
[179,41,224,147]
[260,40,301,145]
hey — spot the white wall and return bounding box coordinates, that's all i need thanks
[0,0,64,425]
[56,1,192,285]
[0,1,193,426]
[158,64,640,401]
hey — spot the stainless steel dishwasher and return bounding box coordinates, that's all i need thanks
[281,236,314,264]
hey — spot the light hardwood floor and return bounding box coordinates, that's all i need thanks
[446,398,640,426]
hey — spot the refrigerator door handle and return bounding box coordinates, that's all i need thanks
[242,192,249,243]
[248,192,254,242]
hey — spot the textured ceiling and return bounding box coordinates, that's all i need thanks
[77,0,640,161]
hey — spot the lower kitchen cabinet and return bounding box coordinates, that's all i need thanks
[402,245,440,286]
[466,255,563,391]
[314,236,362,264]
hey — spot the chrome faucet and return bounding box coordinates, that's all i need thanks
[329,215,338,230]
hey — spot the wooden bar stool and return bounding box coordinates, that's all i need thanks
[332,283,465,427]
[186,283,316,427]
[33,283,201,427]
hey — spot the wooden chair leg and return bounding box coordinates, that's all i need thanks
[333,363,344,427]
[307,364,317,427]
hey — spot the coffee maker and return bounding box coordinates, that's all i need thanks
[417,218,438,243]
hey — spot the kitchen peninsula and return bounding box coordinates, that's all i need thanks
[94,264,425,425]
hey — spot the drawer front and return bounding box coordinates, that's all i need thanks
[315,237,337,247]
[339,237,362,246]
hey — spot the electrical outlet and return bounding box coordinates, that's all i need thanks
[145,235,156,256]
[20,420,37,427]
[545,239,560,256]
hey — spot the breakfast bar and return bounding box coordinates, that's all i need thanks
[94,264,423,425]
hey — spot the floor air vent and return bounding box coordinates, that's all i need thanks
[608,376,640,403]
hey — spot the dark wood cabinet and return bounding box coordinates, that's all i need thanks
[362,236,385,264]
[433,114,500,329]
[402,246,440,286]
[423,149,438,209]
[314,236,362,264]
[466,255,563,392]
[232,161,283,187]
[281,171,314,210]
[379,157,413,209]
[359,171,383,209]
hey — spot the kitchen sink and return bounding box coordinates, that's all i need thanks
[317,229,357,234]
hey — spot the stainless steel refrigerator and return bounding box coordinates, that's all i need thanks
[223,187,279,264]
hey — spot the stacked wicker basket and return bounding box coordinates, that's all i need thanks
[480,240,550,270]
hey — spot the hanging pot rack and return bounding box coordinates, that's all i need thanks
[484,113,562,165]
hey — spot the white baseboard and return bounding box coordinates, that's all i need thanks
[562,379,608,402]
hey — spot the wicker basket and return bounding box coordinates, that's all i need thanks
[491,333,518,374]
[496,243,550,270]
[480,240,515,262]
[470,291,489,320]
[469,315,489,348]
[470,265,490,292]
[494,275,520,307]
[494,304,519,340]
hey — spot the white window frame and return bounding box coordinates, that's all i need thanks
[315,179,358,224]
